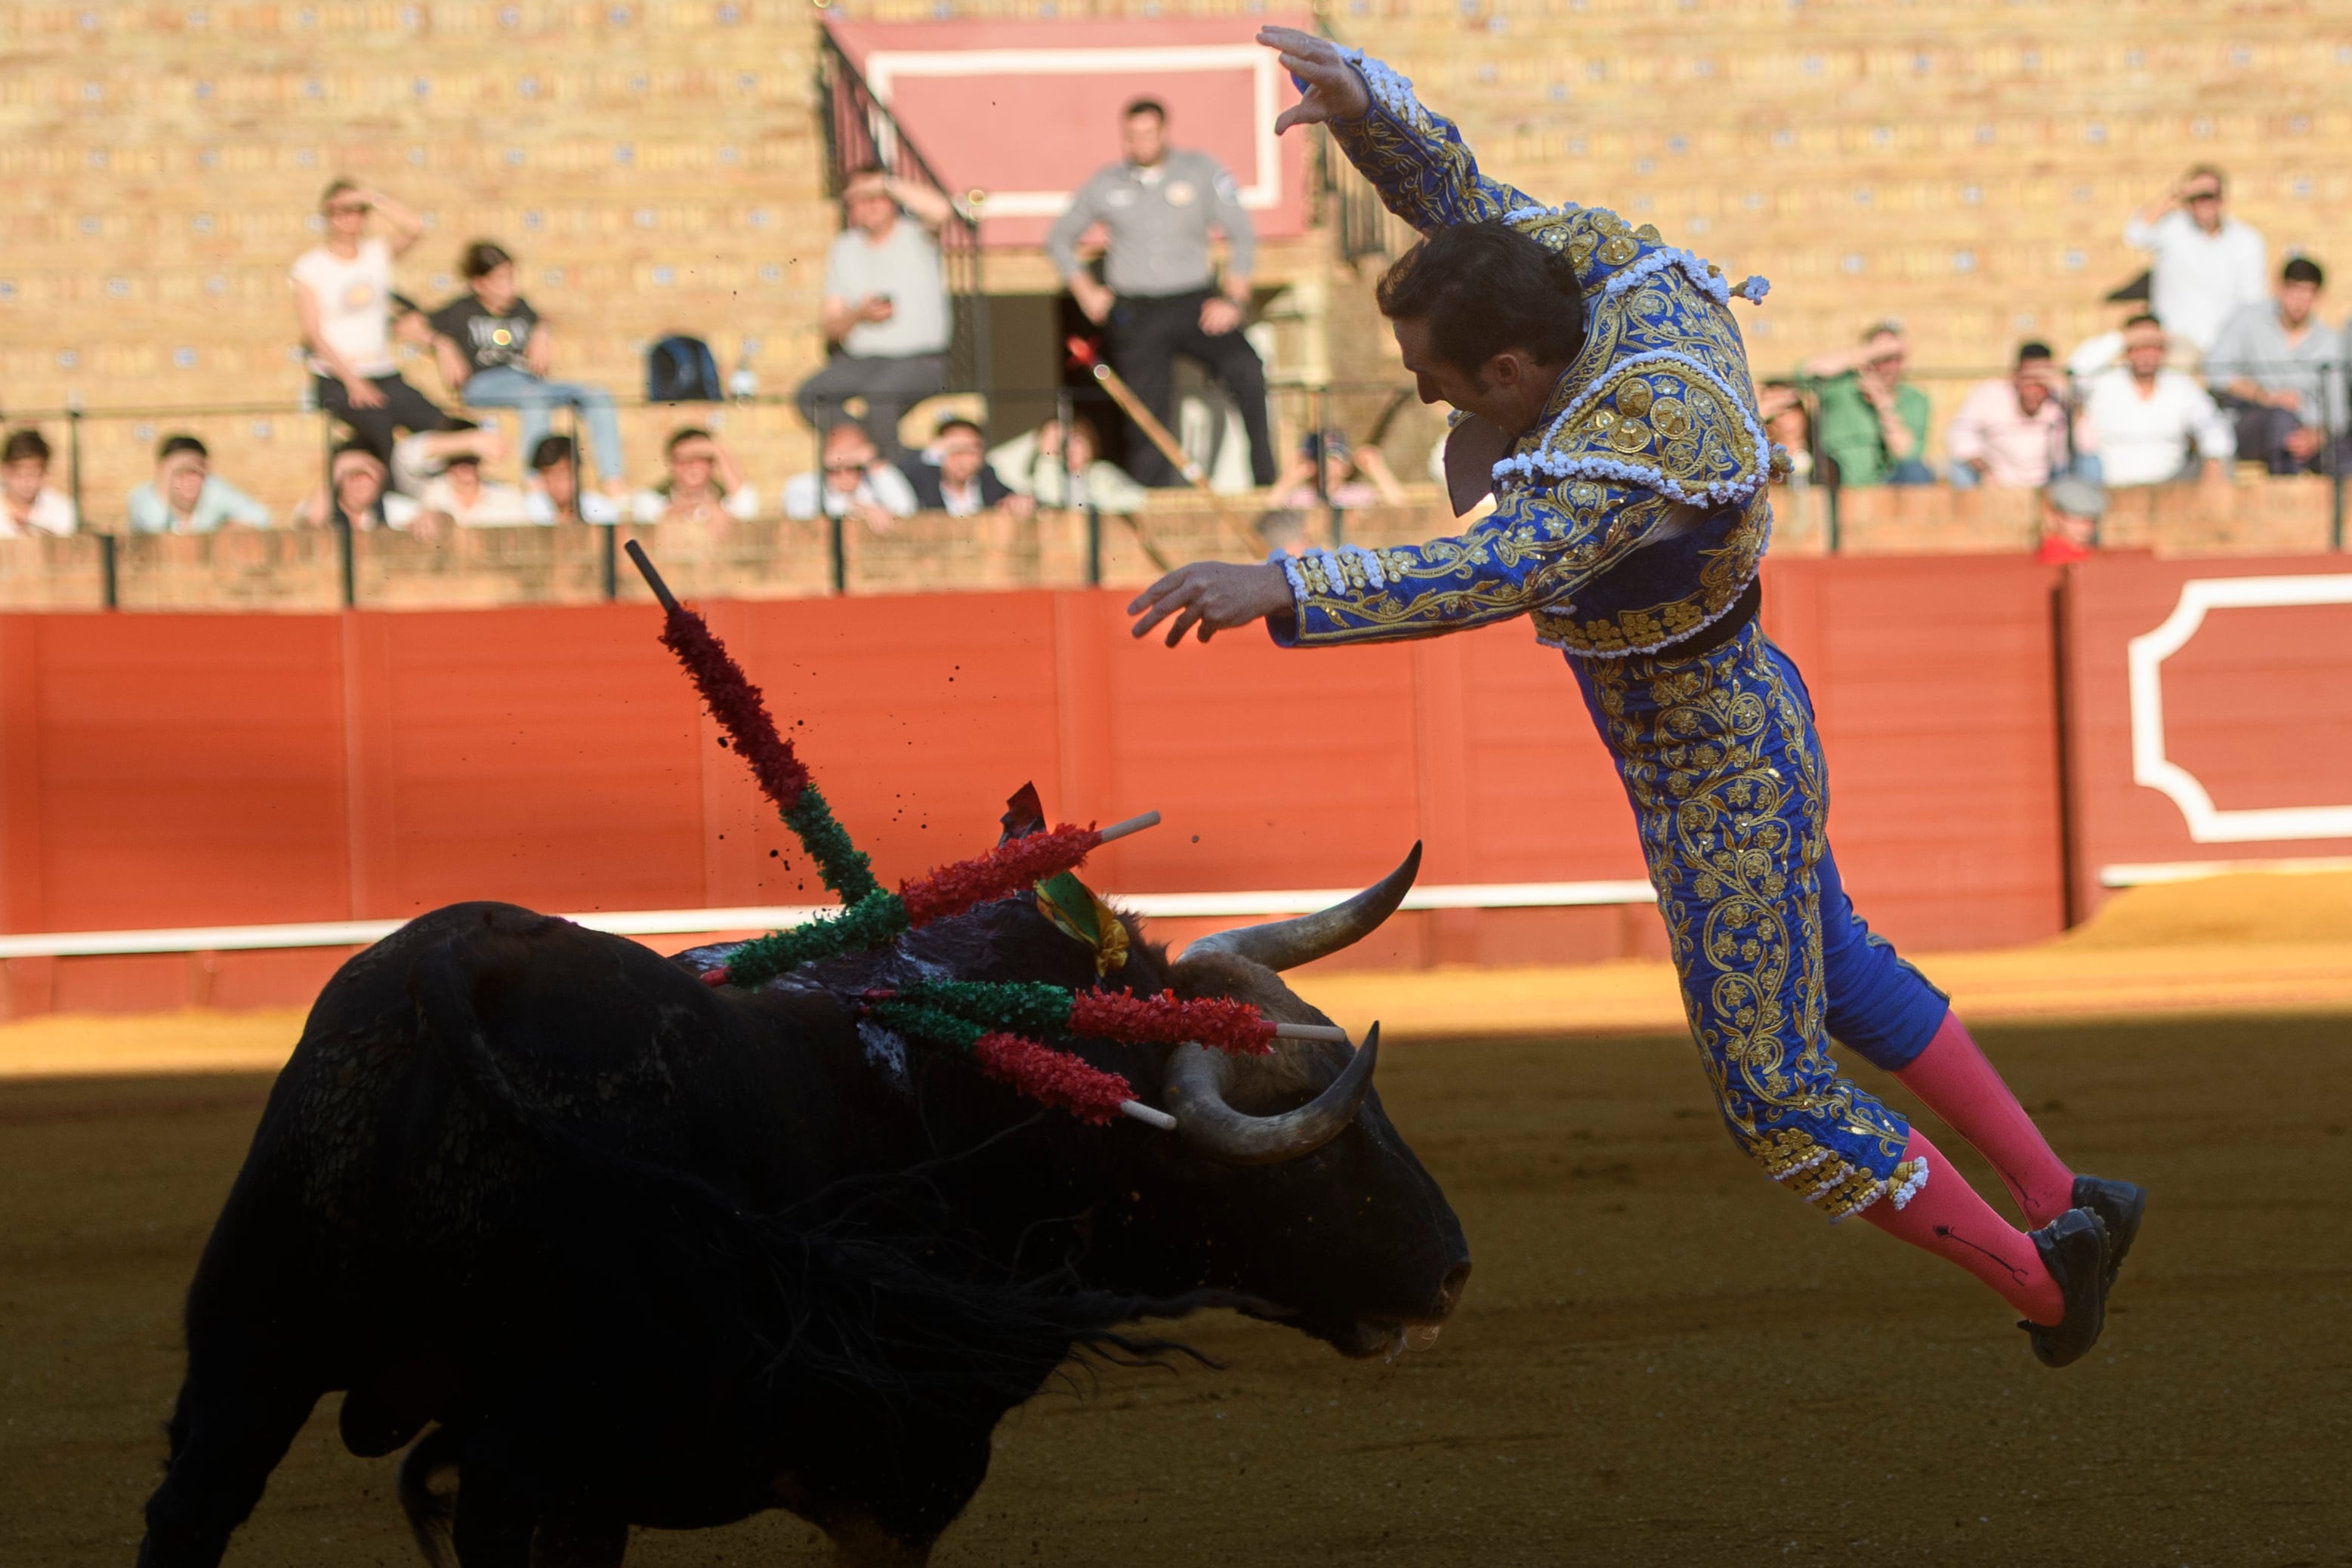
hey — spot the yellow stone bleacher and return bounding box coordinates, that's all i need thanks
[3,0,2349,534]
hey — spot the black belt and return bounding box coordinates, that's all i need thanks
[1658,577,1762,662]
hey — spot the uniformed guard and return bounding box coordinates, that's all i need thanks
[1047,96,1277,488]
[1130,28,2147,1368]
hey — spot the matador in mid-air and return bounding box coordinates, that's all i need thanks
[1131,26,2144,1366]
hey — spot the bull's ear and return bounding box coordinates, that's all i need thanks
[1178,844,1422,973]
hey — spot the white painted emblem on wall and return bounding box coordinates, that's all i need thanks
[2126,573,2352,842]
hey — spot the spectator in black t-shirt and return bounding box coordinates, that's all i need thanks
[898,418,1032,517]
[429,241,627,495]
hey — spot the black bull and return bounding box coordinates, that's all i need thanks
[138,850,1468,1567]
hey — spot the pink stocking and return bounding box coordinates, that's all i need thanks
[1894,1009,2076,1227]
[1861,1129,2064,1325]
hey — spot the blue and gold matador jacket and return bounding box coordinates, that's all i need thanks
[1274,51,1786,659]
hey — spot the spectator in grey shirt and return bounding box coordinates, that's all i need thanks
[2205,257,2345,475]
[795,166,955,461]
[1046,97,1276,486]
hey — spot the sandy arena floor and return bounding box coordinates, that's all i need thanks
[5,1010,2347,1566]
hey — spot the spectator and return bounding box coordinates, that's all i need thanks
[126,435,272,533]
[2206,257,2345,475]
[429,241,628,495]
[1798,323,1934,486]
[784,421,919,528]
[634,427,761,526]
[2035,476,2107,566]
[1047,97,1276,488]
[2078,314,2235,487]
[0,428,77,536]
[1755,381,1813,490]
[294,442,422,530]
[2124,167,2268,356]
[1946,343,2078,489]
[989,416,1149,515]
[794,167,955,461]
[1276,429,1407,510]
[898,418,1032,518]
[417,421,532,528]
[524,436,622,526]
[290,179,451,464]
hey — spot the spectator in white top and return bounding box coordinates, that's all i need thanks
[524,436,622,526]
[1946,343,2076,489]
[291,180,452,465]
[126,435,272,533]
[1,428,78,536]
[784,421,920,528]
[2122,166,2269,356]
[2205,257,2345,475]
[2077,313,2235,487]
[633,427,761,526]
[415,421,531,529]
[793,166,955,461]
[988,415,1150,515]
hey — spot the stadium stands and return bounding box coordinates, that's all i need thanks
[2,0,2347,539]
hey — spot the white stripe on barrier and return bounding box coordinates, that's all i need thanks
[2100,857,2352,888]
[0,881,1660,961]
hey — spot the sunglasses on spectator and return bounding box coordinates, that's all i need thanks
[2184,188,2222,202]
[823,459,869,474]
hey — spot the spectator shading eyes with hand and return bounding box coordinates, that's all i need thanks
[1276,428,1407,511]
[430,242,628,496]
[785,421,919,529]
[635,427,762,526]
[795,166,955,463]
[291,178,454,464]
[2124,166,2268,356]
[0,428,79,537]
[986,416,1149,517]
[1798,323,1935,487]
[127,434,272,533]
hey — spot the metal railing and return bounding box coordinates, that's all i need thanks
[814,27,989,397]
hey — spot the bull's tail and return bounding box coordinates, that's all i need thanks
[396,1422,463,1568]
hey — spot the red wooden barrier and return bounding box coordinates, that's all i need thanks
[0,557,2108,1016]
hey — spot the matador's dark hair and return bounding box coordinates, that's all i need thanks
[1375,221,1586,375]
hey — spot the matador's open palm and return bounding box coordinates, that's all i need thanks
[1258,26,1371,133]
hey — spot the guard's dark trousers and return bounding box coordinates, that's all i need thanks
[1107,289,1277,487]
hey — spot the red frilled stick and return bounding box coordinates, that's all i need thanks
[898,811,1159,928]
[1068,989,1278,1055]
[971,1032,1139,1126]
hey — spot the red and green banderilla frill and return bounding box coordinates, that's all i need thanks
[625,542,1313,1129]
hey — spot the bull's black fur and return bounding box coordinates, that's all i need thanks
[139,893,1466,1566]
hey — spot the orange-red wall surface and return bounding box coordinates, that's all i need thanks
[5,552,2343,1017]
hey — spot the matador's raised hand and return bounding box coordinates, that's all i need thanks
[1257,26,1372,133]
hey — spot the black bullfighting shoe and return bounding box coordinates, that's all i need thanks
[2020,1207,2110,1369]
[2071,1174,2147,1289]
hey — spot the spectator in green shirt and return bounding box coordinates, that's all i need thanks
[1798,322,1935,486]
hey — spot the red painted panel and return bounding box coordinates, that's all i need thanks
[825,17,1312,249]
[21,614,350,932]
[347,605,708,918]
[2061,554,2352,917]
[1764,557,2067,953]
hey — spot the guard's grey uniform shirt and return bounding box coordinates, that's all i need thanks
[1045,150,1255,299]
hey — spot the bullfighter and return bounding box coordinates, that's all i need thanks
[1129,28,2144,1366]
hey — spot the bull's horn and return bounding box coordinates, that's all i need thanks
[1162,1025,1380,1165]
[1183,844,1422,972]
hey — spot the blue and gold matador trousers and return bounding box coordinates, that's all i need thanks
[1573,621,1948,1221]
